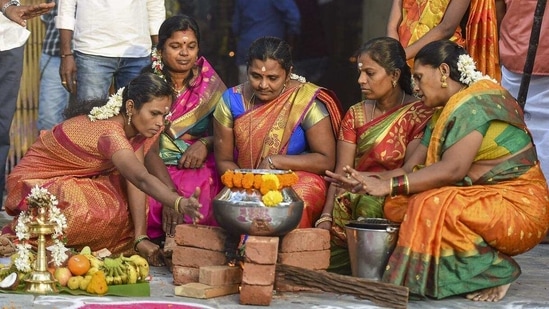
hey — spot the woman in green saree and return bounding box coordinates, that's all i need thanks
[318,37,433,274]
[327,40,549,302]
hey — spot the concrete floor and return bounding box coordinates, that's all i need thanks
[1,208,549,308]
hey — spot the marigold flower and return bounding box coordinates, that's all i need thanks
[253,174,263,190]
[242,173,255,189]
[221,170,235,188]
[260,174,280,195]
[262,190,283,207]
[278,172,298,188]
[233,172,243,188]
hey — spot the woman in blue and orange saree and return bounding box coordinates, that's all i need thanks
[145,15,227,242]
[3,73,203,266]
[318,37,433,275]
[326,40,549,302]
[213,36,343,228]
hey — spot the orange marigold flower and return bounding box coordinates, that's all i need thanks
[253,174,263,190]
[221,170,235,188]
[233,172,243,188]
[278,172,299,187]
[242,173,255,189]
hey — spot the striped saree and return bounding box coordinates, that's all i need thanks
[3,116,148,255]
[383,80,549,298]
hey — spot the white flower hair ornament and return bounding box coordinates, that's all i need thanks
[456,54,497,85]
[151,48,165,79]
[88,87,125,122]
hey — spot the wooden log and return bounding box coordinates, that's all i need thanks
[275,264,408,309]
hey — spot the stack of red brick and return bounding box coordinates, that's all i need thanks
[171,225,331,305]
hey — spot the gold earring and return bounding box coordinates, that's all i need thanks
[441,75,448,88]
[392,80,397,88]
[127,112,132,125]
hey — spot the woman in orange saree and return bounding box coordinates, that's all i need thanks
[319,37,433,275]
[327,40,549,302]
[213,37,342,228]
[2,73,203,265]
[387,0,500,81]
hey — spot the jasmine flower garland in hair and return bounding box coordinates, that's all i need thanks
[88,87,124,122]
[290,73,306,83]
[14,185,68,272]
[151,48,164,79]
[457,54,497,85]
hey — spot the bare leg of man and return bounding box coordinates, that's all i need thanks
[465,284,511,302]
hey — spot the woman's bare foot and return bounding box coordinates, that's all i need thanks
[465,284,511,302]
[136,239,164,267]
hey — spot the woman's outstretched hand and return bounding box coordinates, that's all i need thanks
[325,166,389,197]
[162,187,203,237]
[180,187,203,223]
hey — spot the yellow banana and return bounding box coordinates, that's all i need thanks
[126,263,138,284]
[127,255,149,279]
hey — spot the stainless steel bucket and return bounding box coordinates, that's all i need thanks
[345,218,399,281]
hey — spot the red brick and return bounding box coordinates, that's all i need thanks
[172,246,226,268]
[172,266,199,285]
[241,263,276,286]
[199,265,242,286]
[244,236,279,264]
[239,283,273,306]
[174,224,227,251]
[277,249,330,270]
[279,228,330,252]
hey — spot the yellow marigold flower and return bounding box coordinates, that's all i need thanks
[262,190,283,207]
[242,173,255,189]
[221,170,235,188]
[260,174,280,195]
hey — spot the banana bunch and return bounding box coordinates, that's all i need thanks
[99,256,128,285]
[121,254,149,284]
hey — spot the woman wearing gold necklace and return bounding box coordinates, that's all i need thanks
[213,36,343,228]
[318,37,433,275]
[145,15,227,246]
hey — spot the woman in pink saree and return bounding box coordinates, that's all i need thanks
[145,15,227,242]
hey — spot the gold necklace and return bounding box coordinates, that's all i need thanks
[370,90,406,122]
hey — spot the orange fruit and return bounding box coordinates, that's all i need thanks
[67,254,91,276]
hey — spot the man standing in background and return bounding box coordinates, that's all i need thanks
[56,0,165,101]
[232,0,300,84]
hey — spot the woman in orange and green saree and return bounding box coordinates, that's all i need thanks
[213,36,343,228]
[2,73,203,266]
[327,40,549,302]
[318,37,433,275]
[387,0,501,81]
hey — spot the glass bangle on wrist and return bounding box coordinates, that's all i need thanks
[268,156,276,169]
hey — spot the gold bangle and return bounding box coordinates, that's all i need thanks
[403,174,410,195]
[174,196,183,214]
[314,216,333,228]
[60,53,74,58]
[320,213,333,218]
[133,235,150,252]
[198,137,209,148]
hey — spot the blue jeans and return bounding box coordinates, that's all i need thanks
[0,45,24,207]
[38,53,71,131]
[75,51,151,102]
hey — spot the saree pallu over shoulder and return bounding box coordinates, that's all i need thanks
[165,57,227,139]
[234,82,342,168]
[427,80,526,165]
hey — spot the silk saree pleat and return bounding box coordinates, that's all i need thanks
[466,0,501,81]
